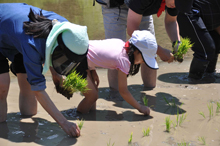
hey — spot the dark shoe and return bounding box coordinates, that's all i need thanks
[188,57,209,80]
[206,54,218,73]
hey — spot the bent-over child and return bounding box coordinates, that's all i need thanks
[76,30,169,115]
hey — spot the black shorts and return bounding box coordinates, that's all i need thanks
[0,52,26,75]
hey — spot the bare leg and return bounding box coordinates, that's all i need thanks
[0,73,10,122]
[141,63,157,89]
[17,73,37,116]
[77,74,98,113]
[107,69,119,91]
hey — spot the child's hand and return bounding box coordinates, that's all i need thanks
[138,105,150,116]
[157,45,174,63]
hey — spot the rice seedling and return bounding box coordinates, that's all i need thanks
[173,37,193,62]
[176,107,179,126]
[207,102,214,118]
[199,111,206,118]
[128,132,133,143]
[143,96,148,106]
[216,102,220,114]
[177,140,190,146]
[142,127,150,136]
[165,116,171,132]
[107,138,115,146]
[172,98,176,107]
[163,97,171,107]
[171,120,177,129]
[77,118,84,130]
[198,136,206,145]
[62,70,89,99]
[179,113,187,126]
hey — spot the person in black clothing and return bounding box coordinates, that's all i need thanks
[174,0,220,80]
[119,0,220,80]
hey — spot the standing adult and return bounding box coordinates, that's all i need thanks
[173,0,220,80]
[0,3,89,137]
[95,0,178,99]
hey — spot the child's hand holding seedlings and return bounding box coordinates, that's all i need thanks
[157,45,174,63]
[172,38,193,62]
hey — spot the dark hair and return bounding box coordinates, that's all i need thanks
[124,43,141,77]
[23,8,53,38]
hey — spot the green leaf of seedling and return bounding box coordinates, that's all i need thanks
[173,37,194,62]
[128,132,133,143]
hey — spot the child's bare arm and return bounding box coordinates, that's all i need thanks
[90,70,99,88]
[117,70,150,115]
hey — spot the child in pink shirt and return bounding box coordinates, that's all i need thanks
[77,30,173,115]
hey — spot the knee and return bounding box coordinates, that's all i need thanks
[91,90,98,102]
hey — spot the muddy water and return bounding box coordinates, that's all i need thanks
[1,0,220,146]
[2,59,220,146]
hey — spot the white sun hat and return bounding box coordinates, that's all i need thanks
[129,30,159,69]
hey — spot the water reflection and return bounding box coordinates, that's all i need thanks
[0,113,77,146]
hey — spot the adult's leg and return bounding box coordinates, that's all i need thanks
[12,53,37,116]
[205,30,220,73]
[139,15,157,89]
[177,11,216,79]
[0,53,10,122]
[102,4,128,96]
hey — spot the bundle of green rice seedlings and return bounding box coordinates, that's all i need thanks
[56,70,89,100]
[173,37,193,63]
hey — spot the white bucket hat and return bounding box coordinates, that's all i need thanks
[42,21,89,75]
[129,30,159,69]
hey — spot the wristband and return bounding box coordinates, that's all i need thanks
[172,40,181,48]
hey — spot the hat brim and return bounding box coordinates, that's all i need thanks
[141,53,158,70]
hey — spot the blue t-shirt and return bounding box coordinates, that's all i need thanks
[0,3,68,91]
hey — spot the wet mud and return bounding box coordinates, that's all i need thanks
[1,58,220,146]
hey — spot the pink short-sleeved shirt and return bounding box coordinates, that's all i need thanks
[87,39,130,75]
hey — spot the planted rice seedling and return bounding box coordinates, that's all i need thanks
[128,132,133,143]
[61,70,89,99]
[199,111,206,118]
[171,120,177,129]
[77,118,84,130]
[165,116,171,132]
[173,37,193,62]
[207,102,214,118]
[163,97,171,107]
[177,140,190,146]
[216,102,220,114]
[179,113,187,126]
[143,96,148,106]
[142,127,150,136]
[198,136,206,145]
[107,138,115,146]
[176,107,179,126]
